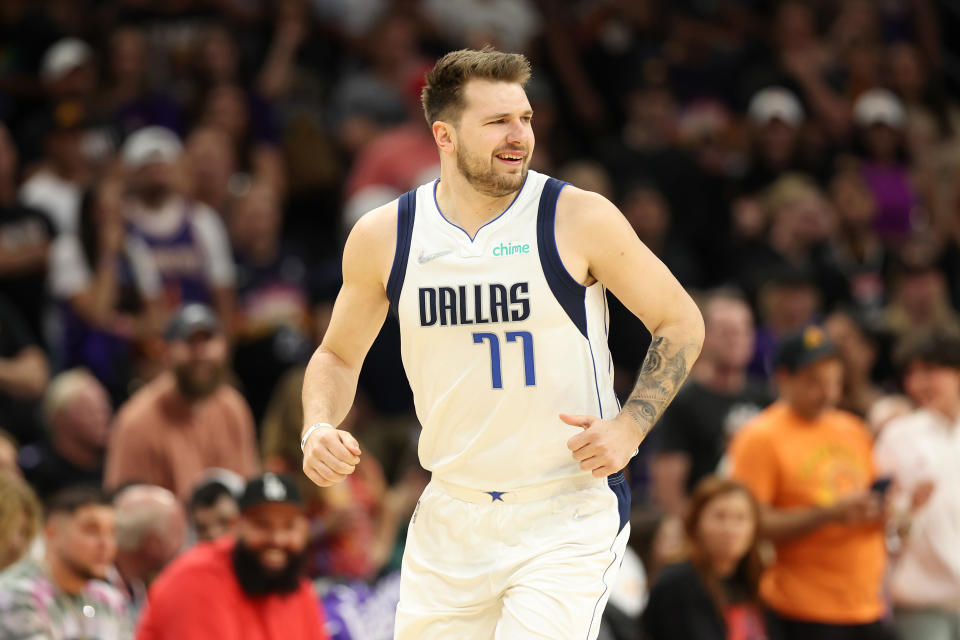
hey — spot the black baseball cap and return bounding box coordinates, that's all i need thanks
[238,473,303,512]
[774,325,838,371]
[164,303,220,341]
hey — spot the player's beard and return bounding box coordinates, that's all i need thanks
[232,539,306,596]
[456,142,528,198]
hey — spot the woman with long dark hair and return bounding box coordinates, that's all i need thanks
[49,176,165,404]
[643,476,773,640]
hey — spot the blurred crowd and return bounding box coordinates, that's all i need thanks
[0,0,959,639]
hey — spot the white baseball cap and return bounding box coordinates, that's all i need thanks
[853,88,905,129]
[121,126,183,169]
[41,38,93,83]
[748,87,804,127]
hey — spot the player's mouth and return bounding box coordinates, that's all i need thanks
[494,150,525,166]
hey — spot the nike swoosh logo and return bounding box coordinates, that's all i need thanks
[417,249,453,264]
[573,508,604,521]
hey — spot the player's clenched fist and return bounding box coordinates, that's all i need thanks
[561,413,639,478]
[302,426,362,487]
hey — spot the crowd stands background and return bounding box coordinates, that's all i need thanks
[0,1,960,639]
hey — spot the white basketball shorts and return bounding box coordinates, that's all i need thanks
[394,472,631,640]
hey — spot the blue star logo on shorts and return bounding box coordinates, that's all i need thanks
[486,491,507,502]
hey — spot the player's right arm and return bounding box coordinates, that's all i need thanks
[301,201,397,487]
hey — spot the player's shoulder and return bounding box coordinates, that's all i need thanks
[553,182,626,246]
[342,198,402,286]
[346,198,399,251]
[555,183,618,220]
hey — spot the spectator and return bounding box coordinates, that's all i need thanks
[18,100,91,235]
[852,89,916,245]
[17,37,114,171]
[49,177,164,404]
[188,477,241,543]
[104,303,258,499]
[740,87,814,196]
[736,175,848,311]
[121,126,237,325]
[0,472,41,571]
[651,288,771,516]
[643,476,772,640]
[112,484,186,623]
[228,184,313,423]
[875,329,960,639]
[136,473,331,640]
[0,485,131,640]
[824,309,885,417]
[0,122,55,339]
[0,293,49,446]
[730,326,893,640]
[750,268,821,379]
[38,38,98,108]
[18,369,111,500]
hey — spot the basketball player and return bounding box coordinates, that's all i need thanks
[301,48,704,639]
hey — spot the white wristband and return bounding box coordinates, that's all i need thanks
[300,423,333,453]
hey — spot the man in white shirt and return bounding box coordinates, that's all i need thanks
[875,329,960,640]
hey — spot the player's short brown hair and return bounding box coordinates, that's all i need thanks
[421,46,531,126]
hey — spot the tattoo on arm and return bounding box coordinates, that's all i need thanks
[620,335,699,440]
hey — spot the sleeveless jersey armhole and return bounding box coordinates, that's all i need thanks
[536,178,587,337]
[386,190,417,311]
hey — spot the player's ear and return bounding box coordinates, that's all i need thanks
[433,120,456,156]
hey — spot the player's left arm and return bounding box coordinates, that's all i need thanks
[556,186,705,477]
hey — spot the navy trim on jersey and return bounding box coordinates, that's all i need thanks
[607,471,631,533]
[386,190,416,309]
[536,178,588,337]
[587,331,604,418]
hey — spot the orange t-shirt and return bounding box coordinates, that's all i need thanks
[729,402,886,624]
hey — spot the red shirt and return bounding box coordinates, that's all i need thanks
[136,538,329,640]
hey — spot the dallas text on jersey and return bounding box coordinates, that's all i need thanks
[418,282,530,327]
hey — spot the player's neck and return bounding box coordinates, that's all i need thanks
[435,166,520,238]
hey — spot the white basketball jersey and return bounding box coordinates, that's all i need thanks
[387,170,620,490]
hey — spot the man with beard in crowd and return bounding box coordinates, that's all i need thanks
[135,473,330,640]
[120,126,236,325]
[0,485,131,639]
[104,303,258,499]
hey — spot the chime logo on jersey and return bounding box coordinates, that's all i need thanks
[418,282,530,326]
[492,241,530,257]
